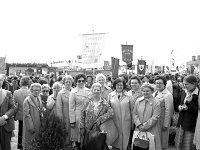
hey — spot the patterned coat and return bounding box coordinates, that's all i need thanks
[153,88,174,148]
[69,86,90,142]
[133,96,162,150]
[108,91,133,150]
[79,98,114,131]
[56,88,71,144]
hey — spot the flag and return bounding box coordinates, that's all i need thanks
[121,45,133,63]
[137,60,146,75]
[0,57,6,74]
[111,57,119,78]
[81,33,105,68]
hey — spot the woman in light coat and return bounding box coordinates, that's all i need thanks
[23,83,43,150]
[69,73,90,148]
[96,73,112,101]
[56,75,73,145]
[154,75,174,150]
[133,83,162,150]
[194,92,200,150]
[108,78,133,150]
[46,82,62,116]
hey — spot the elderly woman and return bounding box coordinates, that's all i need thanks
[69,73,90,148]
[79,82,114,150]
[154,75,174,150]
[23,83,44,150]
[14,76,30,150]
[127,76,143,149]
[56,75,74,145]
[46,82,62,116]
[176,75,199,150]
[40,84,50,108]
[133,83,162,150]
[108,78,133,150]
[96,73,112,101]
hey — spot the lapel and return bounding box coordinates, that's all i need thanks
[28,95,43,108]
[0,89,7,106]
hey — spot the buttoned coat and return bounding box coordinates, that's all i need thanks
[153,88,174,148]
[133,96,162,150]
[22,95,43,149]
[69,86,90,142]
[0,89,15,132]
[108,91,133,150]
[56,88,71,144]
[13,87,30,121]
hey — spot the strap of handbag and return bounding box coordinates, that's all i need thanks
[137,131,149,141]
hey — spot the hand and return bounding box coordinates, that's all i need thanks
[178,105,183,111]
[70,123,76,128]
[138,124,145,131]
[162,126,168,131]
[0,116,7,126]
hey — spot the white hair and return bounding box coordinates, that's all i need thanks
[95,73,106,82]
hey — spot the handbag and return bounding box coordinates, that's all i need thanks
[132,132,149,150]
[100,119,118,145]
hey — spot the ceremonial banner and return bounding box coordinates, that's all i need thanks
[121,45,133,63]
[81,33,105,68]
[111,57,119,78]
[0,57,6,74]
[137,60,146,75]
[170,50,176,73]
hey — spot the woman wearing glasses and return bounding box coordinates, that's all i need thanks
[23,83,44,150]
[56,75,74,145]
[40,84,50,108]
[69,73,90,149]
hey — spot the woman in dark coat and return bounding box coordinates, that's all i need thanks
[176,75,199,150]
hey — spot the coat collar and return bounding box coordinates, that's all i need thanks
[73,86,90,93]
[28,94,43,108]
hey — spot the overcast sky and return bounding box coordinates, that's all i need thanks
[0,0,200,66]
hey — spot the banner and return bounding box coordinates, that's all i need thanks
[170,50,176,72]
[121,45,133,63]
[111,57,119,78]
[0,57,6,74]
[81,33,105,68]
[37,67,42,74]
[137,60,146,75]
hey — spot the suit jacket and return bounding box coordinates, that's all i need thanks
[0,89,15,132]
[13,87,30,120]
[177,90,198,132]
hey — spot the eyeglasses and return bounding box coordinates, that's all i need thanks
[156,82,164,85]
[77,79,85,83]
[42,90,49,93]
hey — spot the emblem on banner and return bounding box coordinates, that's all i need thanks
[139,65,144,71]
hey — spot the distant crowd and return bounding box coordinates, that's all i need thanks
[0,72,200,150]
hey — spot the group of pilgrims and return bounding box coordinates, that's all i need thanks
[0,72,200,150]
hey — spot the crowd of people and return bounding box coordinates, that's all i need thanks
[0,72,200,150]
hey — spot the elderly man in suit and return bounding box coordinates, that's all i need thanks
[154,75,174,150]
[0,74,15,150]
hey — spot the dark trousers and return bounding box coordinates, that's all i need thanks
[0,126,12,150]
[18,120,23,149]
